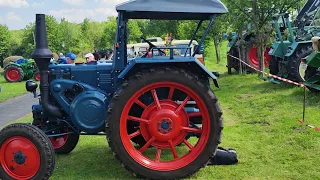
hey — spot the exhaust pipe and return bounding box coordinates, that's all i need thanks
[31,14,63,118]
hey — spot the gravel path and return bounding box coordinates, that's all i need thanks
[0,94,38,127]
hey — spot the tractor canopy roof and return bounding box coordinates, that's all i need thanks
[116,0,228,20]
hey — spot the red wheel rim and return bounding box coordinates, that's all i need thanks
[120,82,211,171]
[49,129,68,149]
[248,47,259,68]
[0,136,40,179]
[35,72,40,81]
[264,47,271,67]
[5,68,20,81]
[248,47,272,68]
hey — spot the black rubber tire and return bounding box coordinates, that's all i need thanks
[32,119,80,154]
[0,123,55,180]
[304,66,320,93]
[288,46,313,82]
[4,64,24,83]
[269,56,279,75]
[106,67,223,180]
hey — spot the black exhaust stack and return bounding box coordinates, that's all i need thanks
[31,14,63,118]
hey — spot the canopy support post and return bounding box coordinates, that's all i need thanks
[192,16,216,57]
[184,20,203,57]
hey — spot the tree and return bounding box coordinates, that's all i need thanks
[0,24,10,67]
[46,15,62,53]
[224,0,301,76]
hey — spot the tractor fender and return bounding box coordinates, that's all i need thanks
[4,62,21,69]
[285,41,312,57]
[118,58,219,88]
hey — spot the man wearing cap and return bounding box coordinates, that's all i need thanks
[85,53,96,63]
[61,53,76,64]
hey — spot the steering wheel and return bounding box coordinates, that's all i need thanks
[141,37,166,58]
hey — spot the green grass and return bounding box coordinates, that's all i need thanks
[0,76,27,102]
[5,41,320,179]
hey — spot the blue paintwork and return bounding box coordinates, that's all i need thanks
[70,91,107,133]
[32,10,220,135]
[50,79,108,132]
[118,57,218,80]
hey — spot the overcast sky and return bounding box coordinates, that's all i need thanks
[0,0,127,30]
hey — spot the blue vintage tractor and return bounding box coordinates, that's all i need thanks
[0,0,228,179]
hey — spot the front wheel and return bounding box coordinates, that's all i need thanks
[0,123,55,180]
[106,67,223,180]
[32,119,80,154]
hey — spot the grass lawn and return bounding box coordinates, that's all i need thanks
[4,41,320,179]
[0,76,27,102]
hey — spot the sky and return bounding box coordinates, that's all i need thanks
[0,0,127,30]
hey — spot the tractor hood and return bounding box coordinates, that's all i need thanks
[116,0,228,20]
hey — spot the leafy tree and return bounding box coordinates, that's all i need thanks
[224,0,302,75]
[0,24,10,67]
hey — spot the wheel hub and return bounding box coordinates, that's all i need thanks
[158,118,173,134]
[140,100,189,148]
[13,151,26,165]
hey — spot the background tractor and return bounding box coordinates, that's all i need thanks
[268,0,320,83]
[0,0,228,179]
[3,58,40,83]
[225,28,272,74]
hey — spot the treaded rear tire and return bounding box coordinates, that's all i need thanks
[0,123,55,180]
[288,46,313,82]
[106,67,223,180]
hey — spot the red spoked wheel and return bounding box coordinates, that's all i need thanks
[248,46,271,69]
[107,67,223,179]
[34,72,41,81]
[0,123,55,180]
[121,82,209,170]
[4,65,24,83]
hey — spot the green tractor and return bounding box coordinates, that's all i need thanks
[268,0,320,83]
[4,58,40,83]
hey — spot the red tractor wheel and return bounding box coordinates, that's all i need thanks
[106,67,223,179]
[34,72,41,81]
[248,46,271,69]
[49,130,79,154]
[0,123,55,180]
[4,65,24,83]
[33,121,80,154]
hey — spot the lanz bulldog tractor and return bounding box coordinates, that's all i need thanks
[0,0,228,179]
